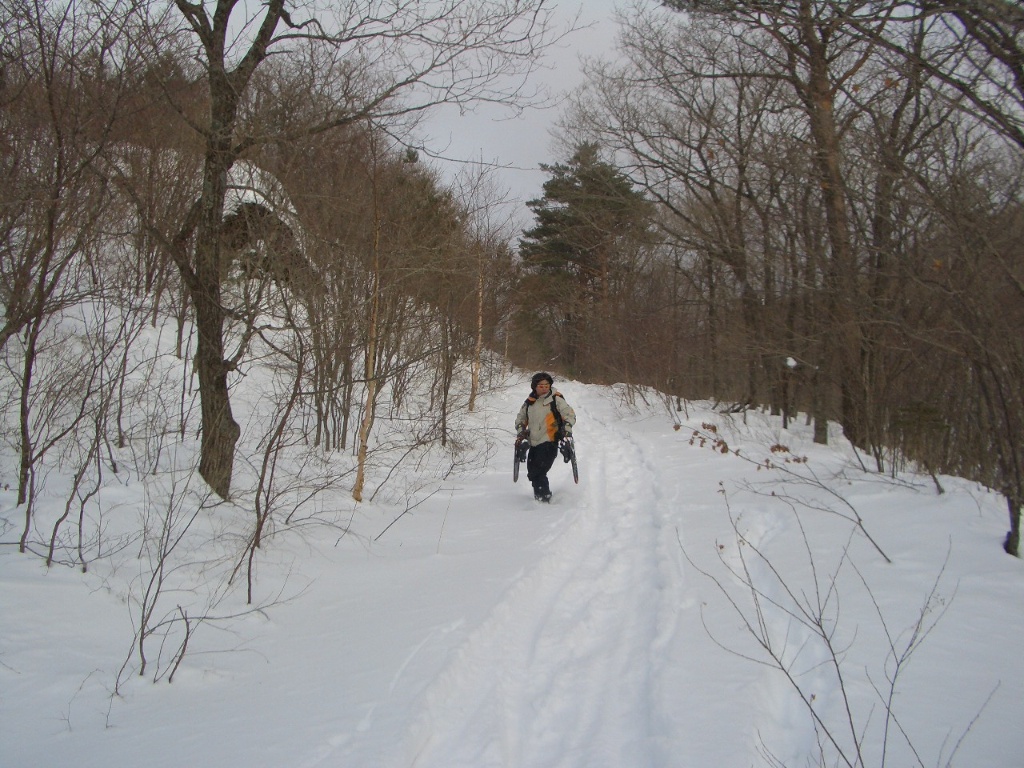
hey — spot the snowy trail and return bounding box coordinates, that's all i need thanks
[5,378,1022,768]
[389,388,686,768]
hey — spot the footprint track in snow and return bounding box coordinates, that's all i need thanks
[393,389,686,768]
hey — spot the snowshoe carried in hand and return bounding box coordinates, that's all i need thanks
[559,437,578,484]
[513,434,529,482]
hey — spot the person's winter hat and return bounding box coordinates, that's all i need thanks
[531,372,554,391]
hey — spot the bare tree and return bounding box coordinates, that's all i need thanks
[902,145,1024,554]
[842,0,1024,151]
[567,10,831,422]
[0,0,129,352]
[349,134,470,498]
[656,1,900,448]
[450,164,519,412]
[121,0,565,499]
[0,0,143,550]
[689,498,968,768]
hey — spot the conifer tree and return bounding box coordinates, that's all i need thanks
[517,143,653,376]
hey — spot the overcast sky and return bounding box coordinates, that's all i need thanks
[421,0,624,225]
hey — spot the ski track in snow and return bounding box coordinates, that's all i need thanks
[387,388,686,768]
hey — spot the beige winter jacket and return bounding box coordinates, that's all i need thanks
[515,390,576,447]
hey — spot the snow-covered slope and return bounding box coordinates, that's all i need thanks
[2,376,1021,767]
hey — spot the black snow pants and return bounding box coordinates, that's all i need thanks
[526,441,559,498]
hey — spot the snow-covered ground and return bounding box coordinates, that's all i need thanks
[2,373,1021,767]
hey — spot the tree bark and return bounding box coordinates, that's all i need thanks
[168,0,284,497]
[191,82,243,499]
[469,252,485,412]
[353,167,383,503]
[1005,496,1020,557]
[794,1,867,447]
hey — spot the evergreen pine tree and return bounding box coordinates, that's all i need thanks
[517,142,654,376]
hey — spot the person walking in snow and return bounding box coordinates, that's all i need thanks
[515,372,576,502]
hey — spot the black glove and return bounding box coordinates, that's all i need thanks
[516,435,529,462]
[559,436,574,462]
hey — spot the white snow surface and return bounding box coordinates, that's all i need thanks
[2,373,1022,767]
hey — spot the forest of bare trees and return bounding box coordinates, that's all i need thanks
[520,0,1023,554]
[0,0,554,601]
[1,0,1021,643]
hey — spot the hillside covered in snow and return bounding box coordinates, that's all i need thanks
[3,371,1021,768]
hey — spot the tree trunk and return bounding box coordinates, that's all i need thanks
[353,182,383,502]
[469,254,484,412]
[194,293,239,499]
[17,318,40,552]
[352,311,378,503]
[798,7,866,448]
[1005,496,1020,557]
[166,0,286,497]
[191,131,240,499]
